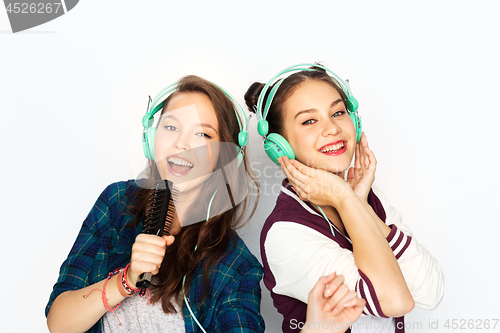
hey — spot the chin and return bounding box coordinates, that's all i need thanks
[298,155,350,174]
[328,165,348,174]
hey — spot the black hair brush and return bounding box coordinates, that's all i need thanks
[136,178,178,289]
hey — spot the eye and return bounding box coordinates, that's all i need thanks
[196,132,213,139]
[302,119,317,125]
[163,125,177,131]
[332,111,346,118]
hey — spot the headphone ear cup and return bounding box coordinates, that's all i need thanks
[349,112,362,143]
[142,127,156,160]
[264,133,295,165]
[346,96,359,113]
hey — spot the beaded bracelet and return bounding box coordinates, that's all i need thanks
[116,270,134,298]
[122,263,145,295]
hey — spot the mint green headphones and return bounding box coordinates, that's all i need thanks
[255,63,362,165]
[142,81,249,166]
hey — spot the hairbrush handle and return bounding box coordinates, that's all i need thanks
[136,272,153,289]
[136,210,165,290]
[136,226,162,289]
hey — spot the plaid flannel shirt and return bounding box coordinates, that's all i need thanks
[45,180,265,333]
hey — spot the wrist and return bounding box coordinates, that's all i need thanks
[124,263,141,293]
[126,267,137,289]
[363,200,373,212]
[116,270,135,297]
[329,184,356,210]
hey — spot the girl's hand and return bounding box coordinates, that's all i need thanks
[302,272,365,333]
[347,133,377,203]
[127,234,175,288]
[278,156,353,208]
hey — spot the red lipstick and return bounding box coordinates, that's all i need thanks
[318,140,347,156]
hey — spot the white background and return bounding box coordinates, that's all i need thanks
[1,1,499,332]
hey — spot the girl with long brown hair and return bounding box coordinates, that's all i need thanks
[45,75,265,333]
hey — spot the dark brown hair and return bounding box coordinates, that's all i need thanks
[128,75,259,313]
[244,64,348,137]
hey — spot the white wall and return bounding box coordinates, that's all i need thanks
[1,1,499,332]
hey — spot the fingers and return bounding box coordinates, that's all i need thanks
[354,142,361,169]
[131,243,165,270]
[365,146,377,169]
[278,157,305,189]
[358,132,366,167]
[361,133,376,179]
[342,298,366,323]
[322,274,344,298]
[309,272,337,300]
[130,234,169,280]
[282,157,317,182]
[344,295,366,308]
[321,274,345,312]
[286,158,323,178]
[331,290,358,316]
[323,283,349,313]
[162,235,175,246]
[347,167,354,183]
[136,233,168,248]
[292,185,309,201]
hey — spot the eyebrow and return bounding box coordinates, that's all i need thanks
[161,114,218,133]
[200,123,218,133]
[294,98,344,120]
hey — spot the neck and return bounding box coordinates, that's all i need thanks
[318,204,346,236]
[173,189,199,227]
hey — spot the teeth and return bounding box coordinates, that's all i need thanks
[320,142,344,153]
[168,157,193,168]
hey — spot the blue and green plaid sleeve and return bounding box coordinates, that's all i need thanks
[215,263,265,333]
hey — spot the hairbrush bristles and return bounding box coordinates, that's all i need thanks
[136,179,177,290]
[163,186,178,236]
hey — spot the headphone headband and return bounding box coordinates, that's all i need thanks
[142,79,249,162]
[256,63,358,122]
[143,82,247,136]
[254,63,362,165]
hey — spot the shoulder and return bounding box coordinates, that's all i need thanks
[223,232,262,273]
[367,184,401,223]
[269,182,319,219]
[84,180,140,237]
[100,180,140,207]
[262,180,323,231]
[206,232,263,290]
[370,185,391,210]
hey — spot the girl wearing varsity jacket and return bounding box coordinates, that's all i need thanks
[244,64,444,333]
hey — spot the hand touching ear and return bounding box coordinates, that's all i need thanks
[347,133,377,203]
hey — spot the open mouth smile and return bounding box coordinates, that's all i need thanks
[318,140,347,156]
[166,155,194,177]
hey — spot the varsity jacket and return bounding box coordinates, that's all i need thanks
[260,179,444,333]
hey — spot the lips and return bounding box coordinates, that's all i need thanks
[166,155,194,177]
[318,140,347,156]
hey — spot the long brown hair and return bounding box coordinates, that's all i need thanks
[244,64,349,136]
[128,75,259,313]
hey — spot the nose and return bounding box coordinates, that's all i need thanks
[321,119,341,137]
[173,131,191,151]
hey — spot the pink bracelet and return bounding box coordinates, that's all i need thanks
[96,268,124,326]
[116,270,135,298]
